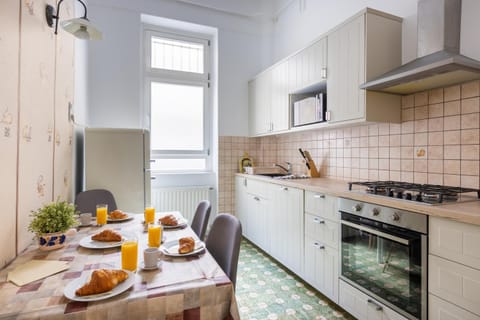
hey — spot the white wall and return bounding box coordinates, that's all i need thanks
[85,0,272,137]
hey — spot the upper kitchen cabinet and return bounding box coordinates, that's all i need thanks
[327,9,402,124]
[249,60,289,136]
[288,37,327,93]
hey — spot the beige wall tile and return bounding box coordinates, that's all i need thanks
[390,123,401,134]
[428,173,443,185]
[402,108,414,121]
[461,160,480,176]
[428,132,443,145]
[428,160,443,173]
[444,130,461,145]
[428,118,444,132]
[429,88,444,104]
[444,85,461,102]
[429,103,444,118]
[401,146,414,158]
[401,159,414,171]
[415,106,429,120]
[414,159,427,172]
[414,172,428,184]
[415,133,428,146]
[379,147,389,159]
[390,135,401,147]
[461,175,479,189]
[461,113,479,129]
[402,95,414,108]
[444,100,461,116]
[461,80,480,99]
[379,158,389,170]
[429,146,443,159]
[415,92,428,106]
[402,121,414,134]
[444,174,460,186]
[390,147,401,158]
[461,129,480,145]
[401,171,414,183]
[461,144,479,160]
[461,97,480,114]
[444,145,461,159]
[415,119,428,132]
[390,171,401,181]
[390,159,401,170]
[378,123,390,135]
[444,115,461,130]
[401,134,414,146]
[379,135,389,147]
[444,160,461,175]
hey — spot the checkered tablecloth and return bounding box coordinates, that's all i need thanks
[0,213,240,319]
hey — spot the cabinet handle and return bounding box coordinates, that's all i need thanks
[244,178,247,187]
[313,242,325,249]
[313,194,325,199]
[253,196,260,201]
[281,187,288,191]
[313,217,325,224]
[321,68,327,79]
[367,299,383,311]
[325,111,331,121]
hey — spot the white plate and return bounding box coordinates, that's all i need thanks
[64,270,135,302]
[161,240,205,257]
[160,218,188,230]
[107,213,134,223]
[79,233,125,249]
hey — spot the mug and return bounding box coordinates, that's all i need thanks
[80,212,92,226]
[143,247,159,268]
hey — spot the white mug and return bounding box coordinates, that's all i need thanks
[143,248,159,268]
[80,213,92,226]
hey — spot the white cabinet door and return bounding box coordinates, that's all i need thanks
[270,184,304,275]
[305,213,339,249]
[305,235,339,303]
[429,294,480,320]
[246,192,270,252]
[339,280,410,320]
[304,191,339,222]
[327,14,365,123]
[235,177,249,237]
[248,70,271,136]
[270,61,289,133]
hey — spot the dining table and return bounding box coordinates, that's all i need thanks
[0,212,240,320]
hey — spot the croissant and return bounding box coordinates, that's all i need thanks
[178,237,195,254]
[109,209,128,220]
[92,229,122,242]
[159,214,178,226]
[75,269,129,296]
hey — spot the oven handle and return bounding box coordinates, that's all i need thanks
[341,220,410,245]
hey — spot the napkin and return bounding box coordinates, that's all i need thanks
[8,260,70,286]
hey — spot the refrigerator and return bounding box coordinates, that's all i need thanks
[84,128,150,213]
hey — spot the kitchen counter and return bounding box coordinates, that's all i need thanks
[237,174,480,226]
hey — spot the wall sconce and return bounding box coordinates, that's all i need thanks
[45,0,102,40]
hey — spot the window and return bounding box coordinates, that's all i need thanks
[144,29,211,172]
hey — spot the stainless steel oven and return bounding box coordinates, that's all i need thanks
[339,198,428,320]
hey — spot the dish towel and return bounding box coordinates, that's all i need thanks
[7,260,70,286]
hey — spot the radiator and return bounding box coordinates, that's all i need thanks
[151,186,215,223]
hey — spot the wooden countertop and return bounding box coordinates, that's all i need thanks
[237,174,480,226]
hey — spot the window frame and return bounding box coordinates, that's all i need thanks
[143,26,212,173]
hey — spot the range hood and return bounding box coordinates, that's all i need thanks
[361,0,480,95]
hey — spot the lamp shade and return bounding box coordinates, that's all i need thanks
[60,17,102,40]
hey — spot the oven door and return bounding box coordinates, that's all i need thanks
[340,212,427,320]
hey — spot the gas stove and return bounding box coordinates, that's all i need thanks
[348,180,480,205]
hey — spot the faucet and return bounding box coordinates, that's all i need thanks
[275,162,292,175]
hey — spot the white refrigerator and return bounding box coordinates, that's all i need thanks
[84,128,151,213]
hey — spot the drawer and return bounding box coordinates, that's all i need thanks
[304,191,338,221]
[429,294,480,320]
[305,213,339,249]
[245,178,270,199]
[430,217,480,270]
[429,254,480,316]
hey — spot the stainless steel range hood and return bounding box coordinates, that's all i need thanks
[361,0,480,95]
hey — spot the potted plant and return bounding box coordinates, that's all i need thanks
[28,199,79,251]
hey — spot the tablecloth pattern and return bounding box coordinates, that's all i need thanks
[0,213,239,320]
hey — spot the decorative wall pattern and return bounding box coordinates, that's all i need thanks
[219,80,480,215]
[0,0,74,265]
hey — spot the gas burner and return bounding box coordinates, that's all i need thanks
[348,181,480,205]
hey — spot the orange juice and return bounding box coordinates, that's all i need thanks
[144,207,155,224]
[148,224,162,247]
[121,240,138,271]
[96,205,108,225]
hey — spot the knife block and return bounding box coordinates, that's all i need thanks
[303,150,320,178]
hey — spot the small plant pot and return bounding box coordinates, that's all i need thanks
[38,232,67,251]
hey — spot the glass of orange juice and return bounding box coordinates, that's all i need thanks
[96,204,108,226]
[121,236,138,272]
[148,223,162,248]
[144,207,155,224]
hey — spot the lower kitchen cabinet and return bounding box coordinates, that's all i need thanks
[339,280,409,320]
[429,217,480,318]
[269,183,304,276]
[235,177,250,237]
[304,234,338,302]
[429,294,480,320]
[245,190,271,252]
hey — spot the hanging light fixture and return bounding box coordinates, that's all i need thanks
[45,0,102,40]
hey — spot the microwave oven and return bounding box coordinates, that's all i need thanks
[292,93,326,127]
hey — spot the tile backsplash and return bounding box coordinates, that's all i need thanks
[219,80,480,214]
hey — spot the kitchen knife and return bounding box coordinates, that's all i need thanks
[298,148,310,169]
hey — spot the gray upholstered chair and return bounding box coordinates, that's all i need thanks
[75,189,117,216]
[191,200,211,241]
[205,214,242,289]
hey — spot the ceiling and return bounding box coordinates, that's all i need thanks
[172,0,292,18]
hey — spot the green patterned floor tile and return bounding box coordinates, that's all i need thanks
[236,239,355,320]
